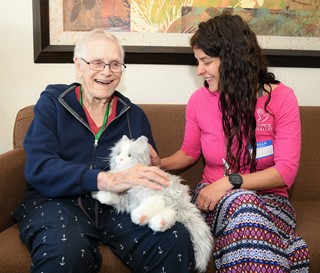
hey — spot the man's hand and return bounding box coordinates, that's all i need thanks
[97,164,170,193]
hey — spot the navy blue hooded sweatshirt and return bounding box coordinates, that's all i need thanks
[23,83,156,198]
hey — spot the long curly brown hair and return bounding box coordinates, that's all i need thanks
[190,11,279,173]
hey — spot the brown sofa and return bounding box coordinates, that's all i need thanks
[0,104,319,272]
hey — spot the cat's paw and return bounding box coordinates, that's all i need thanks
[148,208,177,232]
[91,191,119,205]
[131,210,150,226]
[130,196,165,226]
[91,191,100,201]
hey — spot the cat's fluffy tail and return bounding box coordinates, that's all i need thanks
[170,175,213,273]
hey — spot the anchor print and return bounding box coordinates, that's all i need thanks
[126,254,133,264]
[134,238,139,243]
[119,244,124,250]
[177,254,183,262]
[61,234,67,241]
[81,249,85,258]
[172,230,178,238]
[42,236,47,243]
[143,266,149,271]
[161,267,166,273]
[158,246,163,254]
[60,256,66,266]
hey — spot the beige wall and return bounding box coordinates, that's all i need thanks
[1,1,320,153]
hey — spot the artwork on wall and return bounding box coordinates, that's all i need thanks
[33,0,320,67]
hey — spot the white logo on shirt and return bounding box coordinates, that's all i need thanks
[256,108,270,123]
[256,108,272,131]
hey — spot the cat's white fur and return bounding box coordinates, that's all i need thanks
[92,135,213,272]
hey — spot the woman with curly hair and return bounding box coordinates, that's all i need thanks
[150,12,310,272]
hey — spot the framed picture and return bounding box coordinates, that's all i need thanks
[33,0,320,67]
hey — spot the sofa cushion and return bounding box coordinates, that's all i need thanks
[292,200,320,272]
[13,106,34,149]
[0,224,31,272]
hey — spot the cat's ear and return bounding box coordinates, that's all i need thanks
[122,135,130,141]
[136,135,149,145]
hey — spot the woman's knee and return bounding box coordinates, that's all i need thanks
[225,190,265,213]
[214,191,268,231]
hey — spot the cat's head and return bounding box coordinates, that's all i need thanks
[109,135,151,171]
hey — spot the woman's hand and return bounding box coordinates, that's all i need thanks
[149,144,161,166]
[196,176,233,211]
[97,164,170,193]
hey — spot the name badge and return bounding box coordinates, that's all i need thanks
[256,140,273,159]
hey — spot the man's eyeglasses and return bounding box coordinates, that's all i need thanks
[81,58,126,73]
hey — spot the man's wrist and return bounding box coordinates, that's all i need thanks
[97,171,113,191]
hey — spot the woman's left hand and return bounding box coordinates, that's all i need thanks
[196,176,233,211]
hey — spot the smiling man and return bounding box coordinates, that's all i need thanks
[12,29,195,273]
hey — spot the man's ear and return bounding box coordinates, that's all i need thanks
[74,57,83,78]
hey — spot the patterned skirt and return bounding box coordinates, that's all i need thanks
[192,184,310,273]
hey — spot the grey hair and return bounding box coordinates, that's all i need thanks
[73,28,125,62]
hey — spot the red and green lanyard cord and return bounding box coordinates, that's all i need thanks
[79,86,111,140]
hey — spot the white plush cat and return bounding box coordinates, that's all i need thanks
[92,135,213,272]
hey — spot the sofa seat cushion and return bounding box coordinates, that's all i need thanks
[292,200,320,272]
[0,224,31,273]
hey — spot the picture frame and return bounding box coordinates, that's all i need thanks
[33,0,320,68]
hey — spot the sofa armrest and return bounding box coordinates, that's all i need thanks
[0,149,27,232]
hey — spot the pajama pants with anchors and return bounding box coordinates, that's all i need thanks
[13,193,195,273]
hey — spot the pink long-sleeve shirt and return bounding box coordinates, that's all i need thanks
[181,83,301,197]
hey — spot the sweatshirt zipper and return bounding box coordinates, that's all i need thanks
[91,105,130,150]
